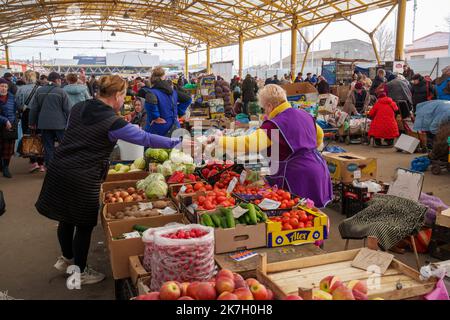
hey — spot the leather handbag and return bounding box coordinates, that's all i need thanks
[1,120,18,140]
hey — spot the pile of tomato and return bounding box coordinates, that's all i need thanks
[254,189,300,209]
[195,187,236,211]
[269,209,315,230]
[214,171,242,189]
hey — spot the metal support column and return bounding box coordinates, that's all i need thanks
[290,16,298,81]
[5,44,10,69]
[239,32,244,78]
[184,47,189,79]
[395,0,407,61]
[206,42,211,74]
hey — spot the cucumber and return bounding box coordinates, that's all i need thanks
[234,218,240,225]
[200,215,206,226]
[247,204,258,225]
[202,214,215,228]
[223,209,235,228]
[239,203,250,209]
[238,215,246,224]
[210,214,222,228]
[259,210,268,222]
[133,225,150,233]
[244,213,251,225]
[220,216,228,229]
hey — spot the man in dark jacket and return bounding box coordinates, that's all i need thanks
[294,72,303,83]
[369,69,386,96]
[2,72,17,95]
[29,72,70,168]
[403,64,415,82]
[241,74,258,115]
[264,77,273,86]
[411,74,436,111]
[272,75,280,85]
[316,76,330,94]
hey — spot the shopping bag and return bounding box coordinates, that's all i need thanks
[20,134,44,157]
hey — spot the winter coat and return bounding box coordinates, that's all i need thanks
[317,80,330,94]
[343,89,370,115]
[369,76,385,96]
[64,84,91,108]
[28,83,71,130]
[411,80,435,107]
[15,83,39,111]
[0,93,17,126]
[386,78,412,105]
[242,77,258,103]
[215,79,232,116]
[368,97,399,139]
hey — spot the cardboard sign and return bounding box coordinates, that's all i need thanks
[138,202,153,211]
[258,198,281,210]
[351,248,394,275]
[232,206,248,219]
[227,177,238,193]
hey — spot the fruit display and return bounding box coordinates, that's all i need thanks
[135,269,275,300]
[167,171,201,184]
[200,204,267,228]
[104,200,176,220]
[193,187,236,211]
[254,189,300,209]
[269,208,315,231]
[108,157,147,175]
[150,224,215,291]
[311,276,371,300]
[104,187,146,204]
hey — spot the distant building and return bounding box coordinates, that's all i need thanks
[405,32,450,60]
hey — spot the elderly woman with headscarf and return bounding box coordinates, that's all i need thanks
[343,82,371,116]
[0,78,18,178]
[209,84,332,208]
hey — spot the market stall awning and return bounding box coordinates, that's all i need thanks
[0,0,397,51]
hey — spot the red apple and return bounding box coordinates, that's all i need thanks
[233,287,254,300]
[159,281,181,300]
[180,282,190,297]
[216,276,235,294]
[178,296,195,300]
[267,289,274,300]
[233,273,247,289]
[186,282,199,299]
[245,278,259,287]
[136,292,160,300]
[217,292,239,300]
[191,282,217,300]
[320,276,343,293]
[250,283,268,300]
[282,295,303,300]
[217,269,234,280]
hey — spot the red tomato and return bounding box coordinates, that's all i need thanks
[281,217,290,224]
[294,197,300,203]
[199,187,207,192]
[277,190,284,196]
[283,223,293,230]
[221,201,231,207]
[204,201,213,210]
[289,218,299,228]
[280,204,287,209]
[298,222,305,228]
[288,200,295,207]
[254,200,261,205]
[217,196,227,203]
[306,222,313,228]
[283,193,291,200]
[308,215,314,221]
[282,212,290,218]
[198,196,206,204]
[205,184,213,191]
[194,182,204,191]
[229,197,236,204]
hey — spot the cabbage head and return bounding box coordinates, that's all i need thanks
[145,180,168,199]
[145,148,169,163]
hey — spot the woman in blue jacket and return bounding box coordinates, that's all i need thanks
[0,78,18,178]
[140,67,191,137]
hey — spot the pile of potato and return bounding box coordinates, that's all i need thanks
[105,200,176,220]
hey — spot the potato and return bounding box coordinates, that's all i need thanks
[116,213,125,219]
[153,200,168,209]
[149,209,160,216]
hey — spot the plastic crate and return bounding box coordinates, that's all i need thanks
[429,224,450,260]
[341,184,371,218]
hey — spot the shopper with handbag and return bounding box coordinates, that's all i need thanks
[0,78,18,178]
[28,72,71,168]
[15,70,45,172]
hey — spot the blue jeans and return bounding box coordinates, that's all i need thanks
[42,130,65,166]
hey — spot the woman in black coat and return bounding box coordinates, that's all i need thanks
[36,75,182,285]
[411,74,436,110]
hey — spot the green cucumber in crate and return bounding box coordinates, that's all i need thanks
[210,214,222,228]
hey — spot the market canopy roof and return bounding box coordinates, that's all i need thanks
[0,0,397,51]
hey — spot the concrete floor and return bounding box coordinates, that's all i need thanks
[0,143,448,300]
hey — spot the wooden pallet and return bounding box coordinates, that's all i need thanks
[256,247,437,300]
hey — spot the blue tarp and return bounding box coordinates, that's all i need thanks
[414,100,450,134]
[322,63,336,85]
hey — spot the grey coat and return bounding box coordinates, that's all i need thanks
[15,83,39,111]
[29,84,71,130]
[63,84,91,108]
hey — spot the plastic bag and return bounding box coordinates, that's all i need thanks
[150,224,215,291]
[141,223,184,272]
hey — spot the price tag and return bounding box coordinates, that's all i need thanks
[122,231,141,239]
[232,206,248,218]
[258,198,281,210]
[158,207,178,216]
[138,202,153,211]
[229,250,258,262]
[239,170,247,184]
[179,185,187,194]
[227,177,238,194]
[354,170,361,179]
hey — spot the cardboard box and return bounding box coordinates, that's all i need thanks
[280,82,318,96]
[395,134,420,154]
[136,277,152,295]
[100,180,139,203]
[129,255,151,287]
[215,223,266,254]
[106,215,184,279]
[266,207,328,248]
[323,152,377,183]
[105,171,148,182]
[436,208,450,228]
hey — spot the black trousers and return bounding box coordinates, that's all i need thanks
[57,222,95,272]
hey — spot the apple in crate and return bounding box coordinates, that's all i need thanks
[250,283,268,300]
[215,277,235,294]
[320,276,343,293]
[159,281,181,300]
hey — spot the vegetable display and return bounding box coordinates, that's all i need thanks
[145,148,170,163]
[200,204,267,228]
[269,209,315,230]
[105,200,176,220]
[194,187,236,211]
[104,187,146,203]
[167,171,200,184]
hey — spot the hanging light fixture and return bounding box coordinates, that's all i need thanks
[54,40,59,45]
[111,30,116,36]
[101,45,105,50]
[143,49,147,54]
[123,11,130,19]
[154,43,158,47]
[277,21,283,28]
[56,47,59,51]
[197,43,201,49]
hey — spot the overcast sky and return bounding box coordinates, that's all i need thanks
[5,0,450,67]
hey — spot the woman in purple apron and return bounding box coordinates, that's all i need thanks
[217,84,332,208]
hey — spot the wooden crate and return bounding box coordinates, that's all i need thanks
[256,248,437,300]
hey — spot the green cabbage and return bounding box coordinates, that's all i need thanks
[144,148,169,163]
[145,180,168,199]
[170,149,193,164]
[160,160,174,177]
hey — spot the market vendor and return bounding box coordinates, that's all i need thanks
[141,66,192,137]
[35,75,182,285]
[210,84,332,208]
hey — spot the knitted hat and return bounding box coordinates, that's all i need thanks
[0,78,9,84]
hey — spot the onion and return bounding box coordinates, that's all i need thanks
[127,187,136,194]
[117,197,124,203]
[120,191,129,198]
[124,196,134,202]
[114,191,121,198]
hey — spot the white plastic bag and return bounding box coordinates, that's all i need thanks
[150,224,215,291]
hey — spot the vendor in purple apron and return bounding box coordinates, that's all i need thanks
[140,67,191,137]
[218,84,332,208]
